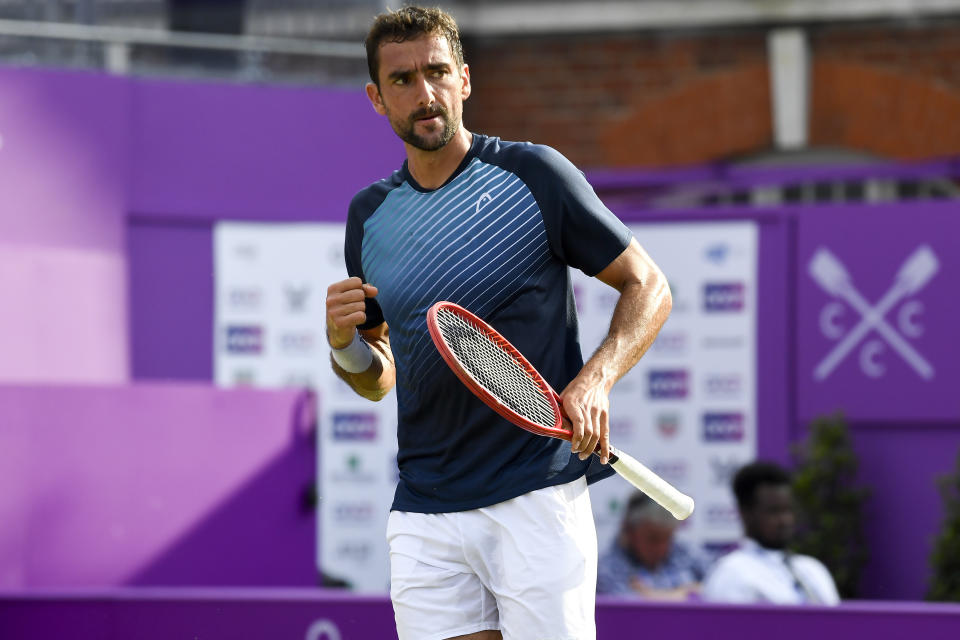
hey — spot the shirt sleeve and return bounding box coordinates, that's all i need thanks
[513,144,633,276]
[344,191,385,330]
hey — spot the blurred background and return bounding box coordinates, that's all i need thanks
[2,1,960,638]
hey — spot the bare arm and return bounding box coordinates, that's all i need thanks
[326,277,396,401]
[560,238,672,463]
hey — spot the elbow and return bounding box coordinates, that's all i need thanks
[658,272,673,318]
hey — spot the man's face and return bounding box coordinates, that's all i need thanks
[366,34,471,151]
[626,521,676,570]
[742,484,795,550]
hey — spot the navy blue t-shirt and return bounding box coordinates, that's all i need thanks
[345,134,632,513]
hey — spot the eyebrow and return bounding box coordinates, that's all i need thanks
[386,62,451,81]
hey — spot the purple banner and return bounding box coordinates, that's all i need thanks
[3,590,960,639]
[129,78,405,221]
[796,203,960,421]
[0,384,317,589]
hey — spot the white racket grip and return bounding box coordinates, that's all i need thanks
[607,446,695,520]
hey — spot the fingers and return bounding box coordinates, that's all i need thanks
[326,277,376,348]
[562,391,610,465]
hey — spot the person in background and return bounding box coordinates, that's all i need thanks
[701,461,841,605]
[597,490,709,600]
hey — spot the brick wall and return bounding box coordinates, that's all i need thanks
[462,19,960,168]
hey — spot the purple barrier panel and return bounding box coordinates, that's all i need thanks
[128,221,214,381]
[0,589,399,640]
[847,423,960,600]
[0,66,131,384]
[4,590,960,640]
[795,202,960,422]
[128,77,405,221]
[0,384,317,589]
[597,598,960,639]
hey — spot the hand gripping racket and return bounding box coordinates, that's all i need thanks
[427,301,695,520]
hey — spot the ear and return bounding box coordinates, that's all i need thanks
[460,63,472,102]
[365,82,387,116]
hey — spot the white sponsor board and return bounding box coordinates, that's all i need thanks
[214,220,757,592]
[579,222,757,557]
[214,223,397,593]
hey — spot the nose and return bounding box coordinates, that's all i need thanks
[413,73,436,107]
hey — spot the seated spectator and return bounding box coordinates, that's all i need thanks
[701,461,840,605]
[597,490,709,600]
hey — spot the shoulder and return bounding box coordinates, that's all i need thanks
[705,550,756,579]
[792,553,834,578]
[348,170,405,223]
[474,136,581,183]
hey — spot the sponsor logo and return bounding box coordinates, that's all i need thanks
[332,412,378,441]
[704,243,731,265]
[225,325,263,354]
[476,192,493,214]
[331,453,377,483]
[283,372,315,388]
[233,244,258,261]
[650,459,688,483]
[656,413,681,439]
[232,369,256,385]
[703,412,745,442]
[709,456,742,485]
[704,373,742,397]
[280,331,316,355]
[702,335,745,350]
[305,619,343,640]
[283,283,311,313]
[810,245,938,381]
[704,282,745,312]
[334,541,372,562]
[333,501,375,524]
[648,370,689,399]
[228,286,262,310]
[650,331,687,356]
[705,503,740,526]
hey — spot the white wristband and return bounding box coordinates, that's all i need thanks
[331,330,374,373]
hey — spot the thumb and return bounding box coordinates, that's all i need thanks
[362,283,379,297]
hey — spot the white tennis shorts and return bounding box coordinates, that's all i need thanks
[387,476,597,640]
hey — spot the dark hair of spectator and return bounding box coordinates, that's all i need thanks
[733,461,792,509]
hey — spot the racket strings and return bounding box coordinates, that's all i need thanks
[435,309,556,429]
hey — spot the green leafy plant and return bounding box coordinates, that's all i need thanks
[927,449,960,601]
[791,412,870,599]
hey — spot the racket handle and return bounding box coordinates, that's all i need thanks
[606,446,695,520]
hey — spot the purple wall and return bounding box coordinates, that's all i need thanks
[2,590,960,639]
[0,383,317,589]
[5,66,959,600]
[129,79,403,222]
[0,68,131,384]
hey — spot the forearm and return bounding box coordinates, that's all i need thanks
[582,253,672,392]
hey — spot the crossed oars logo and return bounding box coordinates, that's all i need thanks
[808,246,939,381]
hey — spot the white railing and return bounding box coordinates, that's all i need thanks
[0,18,364,75]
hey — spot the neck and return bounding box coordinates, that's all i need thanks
[405,127,473,190]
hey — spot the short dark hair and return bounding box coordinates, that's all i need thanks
[733,461,791,509]
[364,6,464,85]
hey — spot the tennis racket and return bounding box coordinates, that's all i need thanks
[426,301,695,520]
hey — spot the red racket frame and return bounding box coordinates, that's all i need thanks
[426,301,572,441]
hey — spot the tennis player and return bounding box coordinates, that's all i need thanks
[325,6,672,639]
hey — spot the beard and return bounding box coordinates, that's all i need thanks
[391,103,459,151]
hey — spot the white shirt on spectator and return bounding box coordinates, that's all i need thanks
[701,538,840,605]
